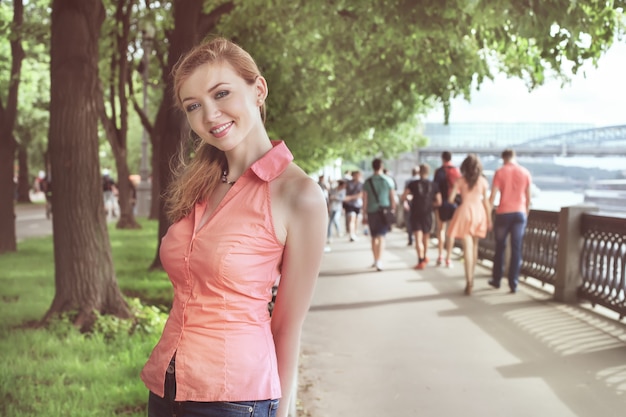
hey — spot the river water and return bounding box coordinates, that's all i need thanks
[531,189,626,217]
[531,190,585,212]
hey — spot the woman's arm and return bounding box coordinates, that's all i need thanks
[482,178,492,230]
[448,179,460,204]
[271,175,327,417]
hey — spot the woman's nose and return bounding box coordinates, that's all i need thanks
[203,102,221,122]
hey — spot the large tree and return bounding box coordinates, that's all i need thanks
[97,0,141,229]
[147,0,235,269]
[0,0,24,254]
[44,0,130,327]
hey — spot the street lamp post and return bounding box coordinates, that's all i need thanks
[136,24,155,217]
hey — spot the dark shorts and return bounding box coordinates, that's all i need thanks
[410,213,433,233]
[367,211,390,237]
[438,202,457,222]
[344,204,361,215]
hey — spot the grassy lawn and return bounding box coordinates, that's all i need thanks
[0,219,171,417]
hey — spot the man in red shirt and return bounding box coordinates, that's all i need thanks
[488,149,532,293]
[433,151,461,267]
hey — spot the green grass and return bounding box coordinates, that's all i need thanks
[0,219,171,417]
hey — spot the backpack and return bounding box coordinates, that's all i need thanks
[434,165,461,221]
[435,165,461,205]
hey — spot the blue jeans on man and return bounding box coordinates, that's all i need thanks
[490,212,527,292]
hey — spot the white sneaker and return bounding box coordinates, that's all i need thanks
[375,261,383,271]
[324,245,331,253]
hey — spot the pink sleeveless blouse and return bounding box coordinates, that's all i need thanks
[140,141,292,401]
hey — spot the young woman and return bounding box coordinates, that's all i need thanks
[446,154,491,295]
[140,37,327,417]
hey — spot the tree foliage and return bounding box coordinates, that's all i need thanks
[216,0,624,170]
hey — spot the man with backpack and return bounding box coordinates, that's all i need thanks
[433,151,461,267]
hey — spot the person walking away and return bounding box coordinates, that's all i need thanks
[446,154,491,295]
[317,174,329,203]
[40,174,53,219]
[102,171,118,218]
[488,148,532,293]
[362,158,397,271]
[433,151,461,267]
[343,170,363,242]
[401,164,442,269]
[140,37,327,417]
[326,180,346,247]
[402,166,420,246]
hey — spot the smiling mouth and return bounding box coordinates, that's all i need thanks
[210,122,233,135]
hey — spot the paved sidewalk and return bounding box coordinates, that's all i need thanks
[15,201,52,241]
[298,229,626,416]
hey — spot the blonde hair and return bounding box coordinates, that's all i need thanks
[419,164,430,177]
[165,37,265,222]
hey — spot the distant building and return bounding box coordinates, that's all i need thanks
[421,122,594,148]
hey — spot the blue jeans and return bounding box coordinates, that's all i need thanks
[492,212,527,291]
[148,359,279,417]
[327,209,342,239]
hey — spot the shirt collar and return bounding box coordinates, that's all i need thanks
[249,140,293,182]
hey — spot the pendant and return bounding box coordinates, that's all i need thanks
[221,170,236,186]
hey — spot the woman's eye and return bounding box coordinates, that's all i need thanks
[215,90,229,99]
[185,103,200,112]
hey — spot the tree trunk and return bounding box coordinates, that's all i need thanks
[0,0,24,254]
[149,0,206,270]
[148,0,235,269]
[45,0,130,328]
[149,146,160,220]
[16,144,32,203]
[0,143,17,254]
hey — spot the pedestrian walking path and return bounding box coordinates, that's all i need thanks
[298,229,626,416]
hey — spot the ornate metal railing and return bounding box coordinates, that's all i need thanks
[520,210,560,286]
[463,206,626,319]
[578,213,626,319]
[478,210,559,286]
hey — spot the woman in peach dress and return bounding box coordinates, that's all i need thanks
[447,154,492,295]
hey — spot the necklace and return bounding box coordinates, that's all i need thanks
[221,170,236,186]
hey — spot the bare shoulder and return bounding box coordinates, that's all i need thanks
[276,163,327,211]
[270,163,327,243]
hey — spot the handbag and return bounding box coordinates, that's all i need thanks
[380,206,396,226]
[367,178,395,226]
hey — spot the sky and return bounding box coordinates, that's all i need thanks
[425,42,626,127]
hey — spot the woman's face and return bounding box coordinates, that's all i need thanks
[179,61,266,152]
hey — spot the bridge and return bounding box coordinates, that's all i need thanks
[418,124,626,158]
